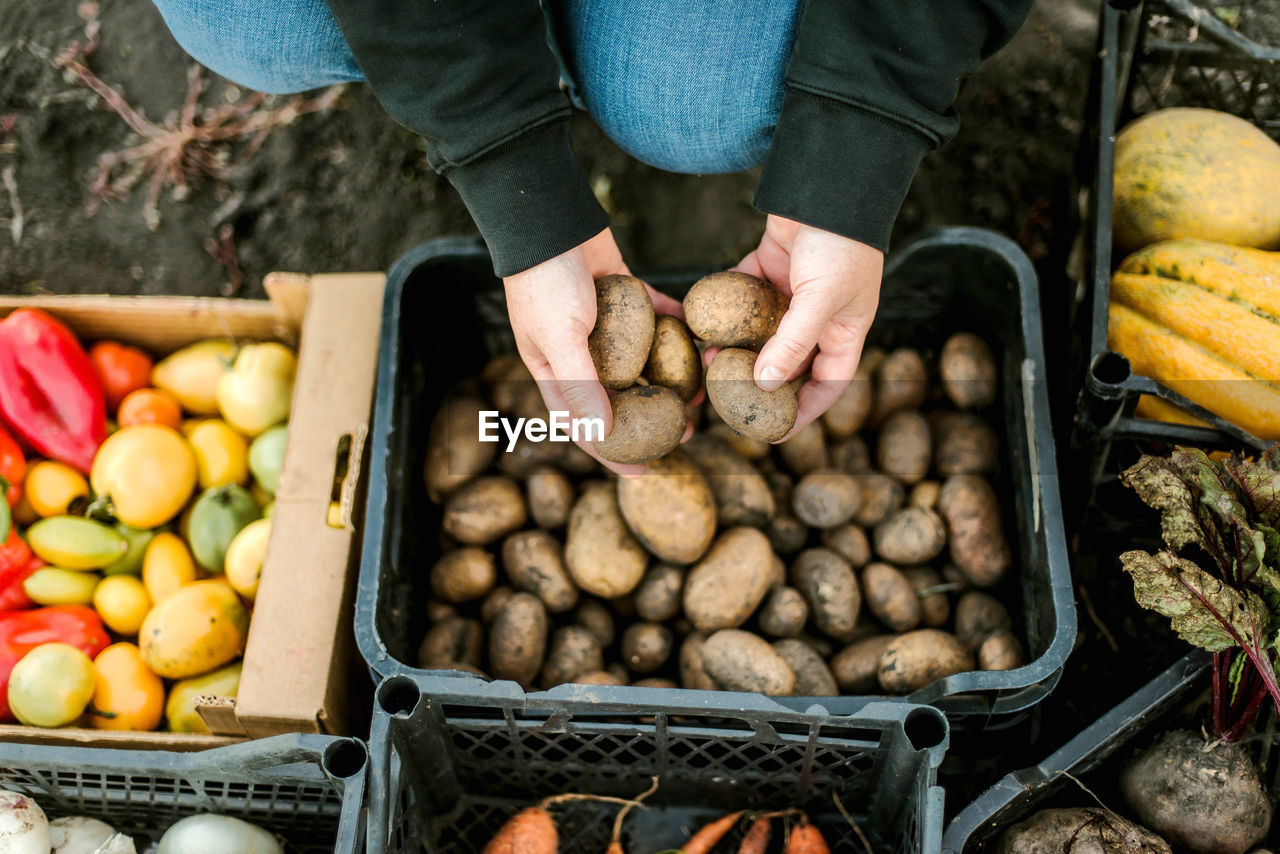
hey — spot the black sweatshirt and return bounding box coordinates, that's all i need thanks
[323,0,1033,277]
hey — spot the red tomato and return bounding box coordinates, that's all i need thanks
[117,388,183,430]
[89,341,154,412]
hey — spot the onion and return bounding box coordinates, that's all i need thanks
[0,789,51,854]
[50,816,136,854]
[156,815,282,854]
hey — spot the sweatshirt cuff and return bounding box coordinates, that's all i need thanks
[753,89,930,253]
[445,119,610,277]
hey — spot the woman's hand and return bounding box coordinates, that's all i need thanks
[734,215,883,438]
[503,228,683,475]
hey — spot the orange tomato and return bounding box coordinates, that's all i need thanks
[90,341,154,412]
[87,642,164,731]
[117,388,183,430]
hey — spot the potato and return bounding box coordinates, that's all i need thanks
[766,553,787,589]
[707,423,770,461]
[829,436,871,475]
[573,599,615,648]
[417,616,483,669]
[933,411,998,476]
[850,474,904,527]
[481,586,515,624]
[483,354,545,421]
[772,639,837,696]
[683,436,775,527]
[778,421,829,476]
[558,443,599,476]
[606,662,630,683]
[589,274,655,389]
[831,635,896,692]
[791,548,861,641]
[425,600,457,622]
[634,565,685,622]
[644,315,701,402]
[861,562,921,632]
[937,474,1010,586]
[978,629,1024,671]
[908,480,941,509]
[683,271,786,349]
[995,808,1172,854]
[954,591,1013,651]
[878,629,974,693]
[565,482,649,598]
[596,386,687,465]
[622,622,674,674]
[768,514,808,555]
[424,396,497,503]
[497,436,564,478]
[488,592,548,685]
[705,349,798,442]
[873,349,928,423]
[683,527,774,632]
[822,365,874,439]
[758,586,809,638]
[633,677,678,689]
[501,530,579,613]
[442,477,527,545]
[876,410,931,484]
[701,629,796,695]
[429,547,497,603]
[541,626,605,688]
[873,507,947,565]
[679,631,718,690]
[526,467,575,530]
[575,670,625,686]
[791,470,861,529]
[617,448,716,564]
[902,567,950,628]
[940,332,997,409]
[822,524,871,569]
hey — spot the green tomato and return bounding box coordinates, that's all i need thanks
[102,523,154,576]
[187,485,261,573]
[9,643,95,727]
[248,424,288,495]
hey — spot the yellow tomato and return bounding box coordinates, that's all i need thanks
[187,420,249,489]
[142,532,197,604]
[166,661,242,734]
[90,425,197,528]
[23,567,99,605]
[86,643,164,731]
[216,343,296,436]
[93,575,151,636]
[139,580,248,679]
[224,518,270,602]
[151,339,237,415]
[8,643,95,728]
[24,461,89,517]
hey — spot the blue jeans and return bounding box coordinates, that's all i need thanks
[150,0,801,174]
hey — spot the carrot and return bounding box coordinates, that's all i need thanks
[785,817,830,854]
[738,817,771,854]
[482,807,557,854]
[679,811,745,854]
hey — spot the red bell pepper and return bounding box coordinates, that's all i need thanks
[0,309,107,474]
[0,554,41,613]
[0,605,109,721]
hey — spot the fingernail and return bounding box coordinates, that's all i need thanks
[758,364,785,391]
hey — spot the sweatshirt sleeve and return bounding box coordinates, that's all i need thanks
[753,0,1033,252]
[323,0,608,277]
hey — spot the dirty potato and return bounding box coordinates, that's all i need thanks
[978,630,1024,671]
[488,592,549,685]
[902,567,950,628]
[633,565,685,622]
[778,421,829,476]
[541,626,605,688]
[596,386,687,465]
[683,271,787,349]
[644,315,701,401]
[908,481,941,510]
[430,547,497,604]
[702,629,796,695]
[622,622,675,674]
[589,274,656,389]
[683,527,774,632]
[994,808,1171,854]
[878,630,974,693]
[526,467,575,530]
[424,396,497,503]
[940,332,997,409]
[617,448,716,564]
[758,586,810,638]
[501,530,579,613]
[822,363,875,439]
[417,616,484,669]
[480,586,516,624]
[938,474,1011,586]
[831,635,896,692]
[574,598,616,649]
[791,548,861,641]
[565,482,649,598]
[683,435,776,527]
[707,423,770,460]
[706,349,798,442]
[861,562,922,632]
[873,507,947,565]
[680,631,718,690]
[873,349,928,423]
[442,476,527,545]
[498,436,564,478]
[822,524,872,569]
[851,474,905,527]
[954,591,1013,651]
[876,410,932,484]
[772,639,838,696]
[792,470,861,529]
[932,411,998,476]
[829,435,871,475]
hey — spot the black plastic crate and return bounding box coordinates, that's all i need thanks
[366,673,948,854]
[0,733,367,853]
[355,227,1075,726]
[1072,0,1280,488]
[941,649,1212,852]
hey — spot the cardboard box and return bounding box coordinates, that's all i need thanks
[0,271,385,749]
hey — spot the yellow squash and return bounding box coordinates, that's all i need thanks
[138,580,249,679]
